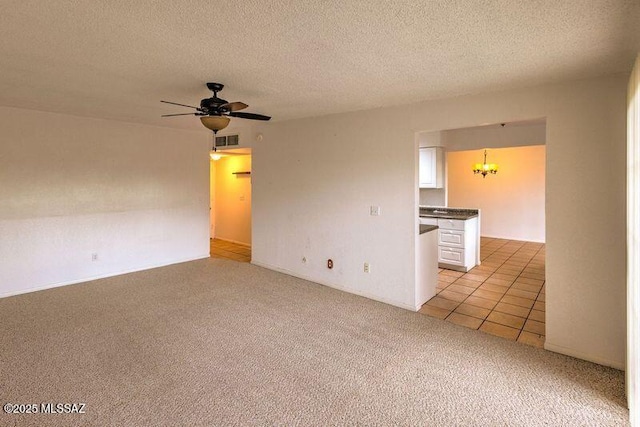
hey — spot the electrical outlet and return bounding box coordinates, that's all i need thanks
[91,253,98,262]
[327,259,333,269]
[370,206,381,216]
[364,262,370,273]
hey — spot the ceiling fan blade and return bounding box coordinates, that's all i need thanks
[160,100,200,109]
[161,113,198,117]
[220,102,248,112]
[228,111,271,121]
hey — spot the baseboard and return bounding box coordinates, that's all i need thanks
[438,262,470,273]
[544,341,625,371]
[481,234,546,244]
[0,253,211,299]
[251,260,416,312]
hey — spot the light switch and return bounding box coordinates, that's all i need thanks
[370,206,381,216]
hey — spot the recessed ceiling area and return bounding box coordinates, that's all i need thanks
[0,1,638,130]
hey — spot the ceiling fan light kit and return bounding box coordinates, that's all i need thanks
[161,82,271,133]
[200,116,230,132]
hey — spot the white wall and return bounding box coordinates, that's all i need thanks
[212,155,252,245]
[419,188,446,207]
[252,110,417,310]
[417,131,442,147]
[441,122,546,151]
[447,146,546,242]
[627,55,640,424]
[251,75,627,369]
[0,106,211,297]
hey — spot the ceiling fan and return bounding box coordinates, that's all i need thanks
[161,82,271,133]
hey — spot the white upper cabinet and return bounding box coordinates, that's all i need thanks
[419,147,444,188]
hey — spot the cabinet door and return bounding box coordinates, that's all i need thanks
[419,147,437,188]
[419,147,443,188]
[438,246,465,265]
[438,229,465,248]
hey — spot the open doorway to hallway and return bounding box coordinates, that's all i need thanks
[210,239,251,262]
[209,147,252,262]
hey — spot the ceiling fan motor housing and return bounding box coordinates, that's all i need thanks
[200,97,228,112]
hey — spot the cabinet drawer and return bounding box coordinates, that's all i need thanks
[438,247,465,265]
[437,218,465,230]
[438,229,464,248]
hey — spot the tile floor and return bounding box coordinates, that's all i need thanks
[419,237,546,348]
[210,238,251,263]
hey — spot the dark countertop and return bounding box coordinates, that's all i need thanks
[419,224,438,235]
[420,213,478,220]
[419,207,478,220]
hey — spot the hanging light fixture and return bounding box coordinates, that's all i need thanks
[473,149,498,178]
[207,118,227,160]
[200,116,230,133]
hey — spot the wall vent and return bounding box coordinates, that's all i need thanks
[214,134,240,148]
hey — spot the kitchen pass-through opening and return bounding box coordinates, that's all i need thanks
[416,119,546,348]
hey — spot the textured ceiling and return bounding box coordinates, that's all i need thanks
[0,1,638,131]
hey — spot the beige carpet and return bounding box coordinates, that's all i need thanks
[0,258,628,426]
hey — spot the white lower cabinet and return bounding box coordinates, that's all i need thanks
[437,217,478,272]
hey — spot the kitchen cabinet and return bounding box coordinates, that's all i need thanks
[419,147,444,189]
[437,217,478,272]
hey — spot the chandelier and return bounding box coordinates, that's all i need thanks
[473,150,498,178]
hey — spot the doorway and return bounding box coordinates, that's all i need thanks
[417,119,547,348]
[209,148,252,262]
